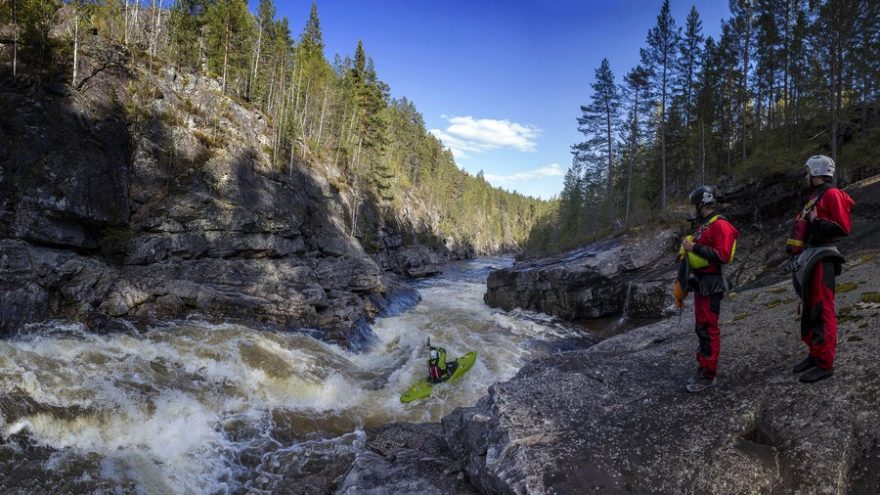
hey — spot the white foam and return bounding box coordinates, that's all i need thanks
[0,260,575,491]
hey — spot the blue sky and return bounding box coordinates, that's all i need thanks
[272,0,732,199]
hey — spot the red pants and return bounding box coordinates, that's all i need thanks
[694,293,723,378]
[802,260,838,369]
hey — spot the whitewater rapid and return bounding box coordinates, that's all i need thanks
[0,258,582,493]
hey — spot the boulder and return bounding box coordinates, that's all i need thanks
[485,230,678,320]
[336,423,478,495]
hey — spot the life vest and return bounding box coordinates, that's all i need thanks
[791,246,845,299]
[679,215,737,270]
[428,347,448,382]
[786,184,831,256]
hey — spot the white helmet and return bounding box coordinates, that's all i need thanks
[805,155,835,178]
[430,350,438,360]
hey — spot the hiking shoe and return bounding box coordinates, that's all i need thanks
[792,356,818,374]
[687,368,704,385]
[686,375,717,393]
[799,367,834,383]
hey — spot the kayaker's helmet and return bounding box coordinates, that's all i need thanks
[430,349,439,360]
[688,185,717,210]
[805,155,835,178]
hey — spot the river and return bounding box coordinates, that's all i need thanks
[0,258,587,493]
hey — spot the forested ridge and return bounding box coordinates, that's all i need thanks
[0,0,550,253]
[528,0,880,255]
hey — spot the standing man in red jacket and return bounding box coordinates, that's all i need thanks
[788,155,854,383]
[680,186,740,393]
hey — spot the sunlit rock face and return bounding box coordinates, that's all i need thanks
[0,61,465,339]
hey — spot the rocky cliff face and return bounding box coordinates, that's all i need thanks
[0,58,468,340]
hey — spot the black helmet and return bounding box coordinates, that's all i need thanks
[688,185,718,209]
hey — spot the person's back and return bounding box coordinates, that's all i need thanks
[427,346,448,383]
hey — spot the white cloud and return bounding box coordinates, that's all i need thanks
[429,115,541,158]
[484,163,564,185]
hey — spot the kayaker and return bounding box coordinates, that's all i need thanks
[427,343,449,383]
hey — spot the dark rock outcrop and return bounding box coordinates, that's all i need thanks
[484,229,678,320]
[336,423,478,495]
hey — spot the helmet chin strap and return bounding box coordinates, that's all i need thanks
[696,205,715,221]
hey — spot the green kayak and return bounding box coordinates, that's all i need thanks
[400,351,477,403]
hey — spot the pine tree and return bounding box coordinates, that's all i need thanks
[70,0,98,87]
[641,0,679,213]
[677,6,704,126]
[575,58,621,199]
[205,0,253,94]
[249,0,276,100]
[559,158,584,245]
[622,65,650,225]
[815,0,859,169]
[168,0,209,70]
[299,1,324,57]
[729,0,755,161]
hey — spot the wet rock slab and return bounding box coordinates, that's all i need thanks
[442,254,880,494]
[337,423,478,495]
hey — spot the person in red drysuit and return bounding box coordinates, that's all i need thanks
[680,185,740,393]
[790,155,854,383]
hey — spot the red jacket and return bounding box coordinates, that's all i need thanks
[807,187,854,247]
[692,215,739,274]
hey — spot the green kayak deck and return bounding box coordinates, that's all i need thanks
[400,351,477,403]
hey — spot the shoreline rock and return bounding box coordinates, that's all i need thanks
[353,251,880,494]
[484,229,679,321]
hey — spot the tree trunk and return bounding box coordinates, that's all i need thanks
[605,99,614,195]
[660,72,667,213]
[350,137,364,237]
[250,19,263,101]
[72,11,80,87]
[291,63,303,126]
[222,17,230,93]
[625,95,639,226]
[12,0,18,77]
[742,4,751,163]
[300,76,312,140]
[700,113,706,185]
[124,0,129,46]
[334,105,348,167]
[783,0,791,147]
[153,0,162,57]
[134,0,139,45]
[318,85,329,146]
[830,32,840,166]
